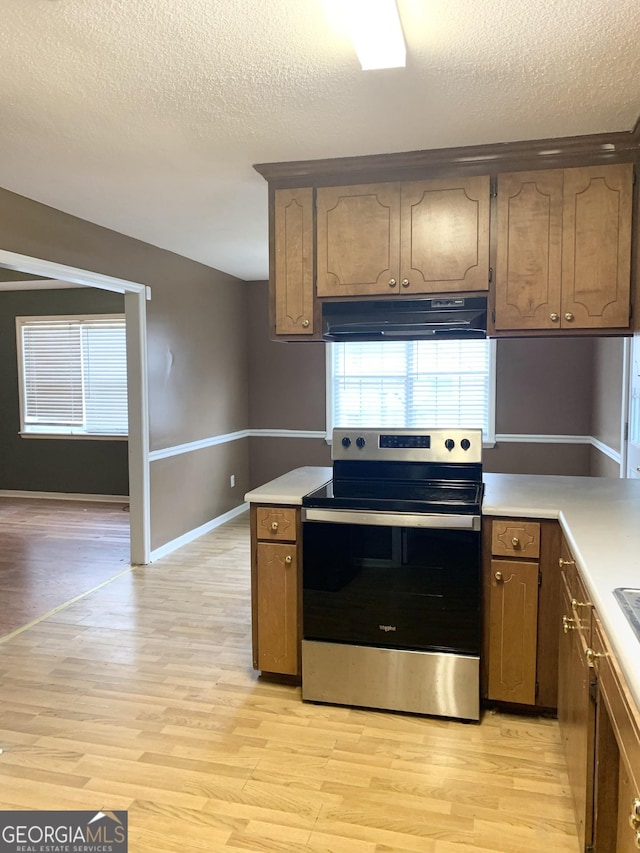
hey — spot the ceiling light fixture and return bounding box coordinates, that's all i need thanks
[340,0,407,70]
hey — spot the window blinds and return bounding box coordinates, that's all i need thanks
[331,339,491,436]
[18,316,128,436]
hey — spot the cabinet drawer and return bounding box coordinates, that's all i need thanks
[256,507,298,542]
[491,520,540,558]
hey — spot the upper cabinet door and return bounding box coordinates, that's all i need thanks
[561,163,633,329]
[400,176,490,294]
[316,183,401,297]
[273,188,314,335]
[495,170,564,330]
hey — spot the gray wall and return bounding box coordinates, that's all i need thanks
[247,280,606,486]
[0,186,250,551]
[0,287,128,494]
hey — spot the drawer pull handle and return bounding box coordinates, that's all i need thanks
[559,557,576,569]
[494,571,503,582]
[563,615,576,633]
[284,555,292,566]
[270,521,279,532]
[511,537,520,548]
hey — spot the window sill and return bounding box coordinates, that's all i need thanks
[20,432,128,441]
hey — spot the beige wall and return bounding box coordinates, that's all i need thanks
[0,187,250,550]
[247,281,610,485]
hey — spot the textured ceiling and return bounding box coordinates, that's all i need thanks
[1,0,639,281]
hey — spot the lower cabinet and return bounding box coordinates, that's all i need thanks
[558,550,596,852]
[250,504,301,678]
[483,517,561,709]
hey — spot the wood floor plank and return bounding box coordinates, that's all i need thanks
[0,511,578,851]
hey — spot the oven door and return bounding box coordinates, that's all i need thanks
[302,508,481,655]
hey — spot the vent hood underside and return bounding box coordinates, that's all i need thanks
[322,296,487,342]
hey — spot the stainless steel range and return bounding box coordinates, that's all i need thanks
[301,428,483,721]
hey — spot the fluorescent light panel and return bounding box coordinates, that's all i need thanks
[341,0,406,70]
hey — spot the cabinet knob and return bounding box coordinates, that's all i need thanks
[511,536,520,548]
[284,555,292,565]
[558,557,575,569]
[550,313,559,322]
[564,312,574,322]
[631,798,640,819]
[388,278,397,288]
[301,319,310,328]
[586,647,603,666]
[634,830,640,850]
[270,521,279,532]
[494,571,503,582]
[571,598,588,609]
[563,615,576,633]
[401,278,410,288]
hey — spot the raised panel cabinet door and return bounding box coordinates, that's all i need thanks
[274,188,314,335]
[562,163,633,329]
[488,559,538,704]
[256,542,298,676]
[495,170,563,330]
[316,183,401,296]
[400,176,490,293]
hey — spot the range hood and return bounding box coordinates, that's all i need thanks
[322,296,487,342]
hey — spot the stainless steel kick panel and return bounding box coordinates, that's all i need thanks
[302,640,480,721]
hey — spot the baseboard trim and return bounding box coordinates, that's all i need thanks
[0,490,129,503]
[149,502,249,562]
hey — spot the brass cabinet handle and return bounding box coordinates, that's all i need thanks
[563,615,576,633]
[388,278,397,288]
[634,829,640,850]
[572,598,588,609]
[586,648,603,666]
[511,537,520,548]
[302,319,310,328]
[494,571,503,582]
[270,521,279,532]
[550,313,559,322]
[631,798,640,820]
[401,278,410,288]
[559,557,576,569]
[284,555,292,565]
[564,312,574,322]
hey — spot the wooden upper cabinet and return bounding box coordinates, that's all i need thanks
[495,163,634,332]
[495,170,563,330]
[562,163,633,329]
[273,188,314,335]
[316,177,490,297]
[316,183,400,297]
[400,176,490,293]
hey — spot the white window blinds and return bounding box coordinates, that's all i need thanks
[329,339,495,439]
[17,315,128,436]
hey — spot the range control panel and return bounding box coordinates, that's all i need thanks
[332,428,482,464]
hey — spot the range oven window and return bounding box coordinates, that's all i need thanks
[303,520,480,656]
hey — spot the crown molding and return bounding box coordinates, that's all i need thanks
[254,127,640,186]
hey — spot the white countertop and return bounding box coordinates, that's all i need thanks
[247,467,640,711]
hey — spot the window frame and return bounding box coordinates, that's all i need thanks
[325,338,497,446]
[16,313,128,440]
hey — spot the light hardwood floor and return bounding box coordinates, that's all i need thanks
[0,513,579,852]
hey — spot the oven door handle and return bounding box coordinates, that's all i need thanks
[302,508,481,531]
